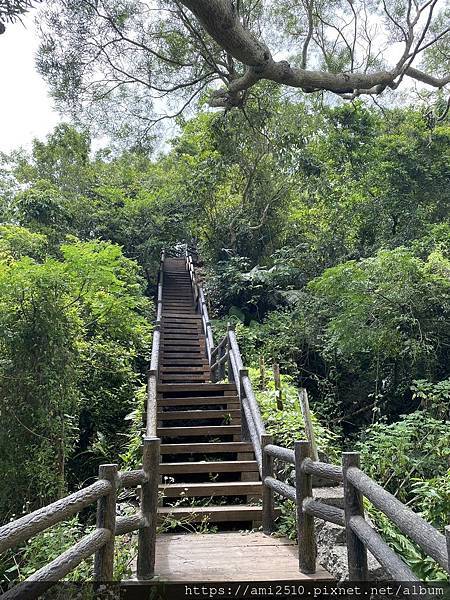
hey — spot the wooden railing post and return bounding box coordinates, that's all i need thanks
[259,356,266,390]
[295,441,316,573]
[273,363,283,410]
[343,452,368,580]
[226,325,235,383]
[146,368,158,437]
[446,526,450,576]
[261,434,274,534]
[298,389,319,462]
[239,368,251,442]
[219,341,227,382]
[94,464,118,581]
[137,437,160,580]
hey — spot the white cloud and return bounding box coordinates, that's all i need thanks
[0,14,60,153]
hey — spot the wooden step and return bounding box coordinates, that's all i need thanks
[159,460,258,475]
[157,425,240,437]
[162,312,201,319]
[161,335,203,341]
[160,359,209,366]
[158,505,262,523]
[162,316,198,322]
[162,325,200,330]
[158,396,239,407]
[160,353,204,359]
[163,293,193,298]
[157,409,240,420]
[162,321,200,327]
[162,317,199,321]
[160,481,262,498]
[158,383,237,393]
[160,365,209,373]
[160,375,210,382]
[160,442,253,454]
[162,341,204,347]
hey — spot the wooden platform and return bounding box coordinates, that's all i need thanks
[150,532,332,581]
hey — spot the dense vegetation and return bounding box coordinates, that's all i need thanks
[0,87,448,580]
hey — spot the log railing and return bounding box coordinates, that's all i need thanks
[146,250,164,437]
[261,439,450,581]
[185,251,450,582]
[210,325,266,475]
[185,249,215,364]
[0,437,160,599]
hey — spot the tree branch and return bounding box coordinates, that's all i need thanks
[179,0,449,108]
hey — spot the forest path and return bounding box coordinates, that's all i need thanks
[134,256,332,582]
[156,257,263,525]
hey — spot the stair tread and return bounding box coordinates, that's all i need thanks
[161,481,261,489]
[160,367,210,372]
[158,505,263,522]
[157,409,240,419]
[158,398,239,407]
[158,383,237,391]
[160,442,253,454]
[160,482,262,497]
[159,461,257,474]
[158,425,240,436]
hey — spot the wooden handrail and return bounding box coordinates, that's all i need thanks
[0,479,113,554]
[0,437,160,597]
[184,252,267,474]
[260,439,450,580]
[146,249,164,438]
[184,251,214,363]
[346,464,448,572]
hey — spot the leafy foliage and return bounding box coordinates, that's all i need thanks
[0,237,151,517]
[359,412,450,503]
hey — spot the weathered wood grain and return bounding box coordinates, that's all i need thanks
[261,434,275,533]
[347,465,448,572]
[342,453,368,581]
[116,514,143,536]
[303,498,345,526]
[349,515,419,581]
[264,475,296,502]
[94,464,117,581]
[264,443,295,465]
[137,436,160,580]
[0,480,112,554]
[301,457,343,482]
[295,440,316,574]
[119,469,147,489]
[2,529,110,600]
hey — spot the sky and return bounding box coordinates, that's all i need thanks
[0,14,60,153]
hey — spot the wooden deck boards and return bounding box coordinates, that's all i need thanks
[148,532,332,581]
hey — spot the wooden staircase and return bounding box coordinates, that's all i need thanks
[157,258,262,525]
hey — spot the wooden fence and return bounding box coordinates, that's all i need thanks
[201,248,450,582]
[146,250,164,438]
[0,438,160,598]
[260,439,450,580]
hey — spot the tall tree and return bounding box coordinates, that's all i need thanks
[36,1,449,142]
[0,0,40,33]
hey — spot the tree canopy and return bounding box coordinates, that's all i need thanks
[35,0,449,143]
